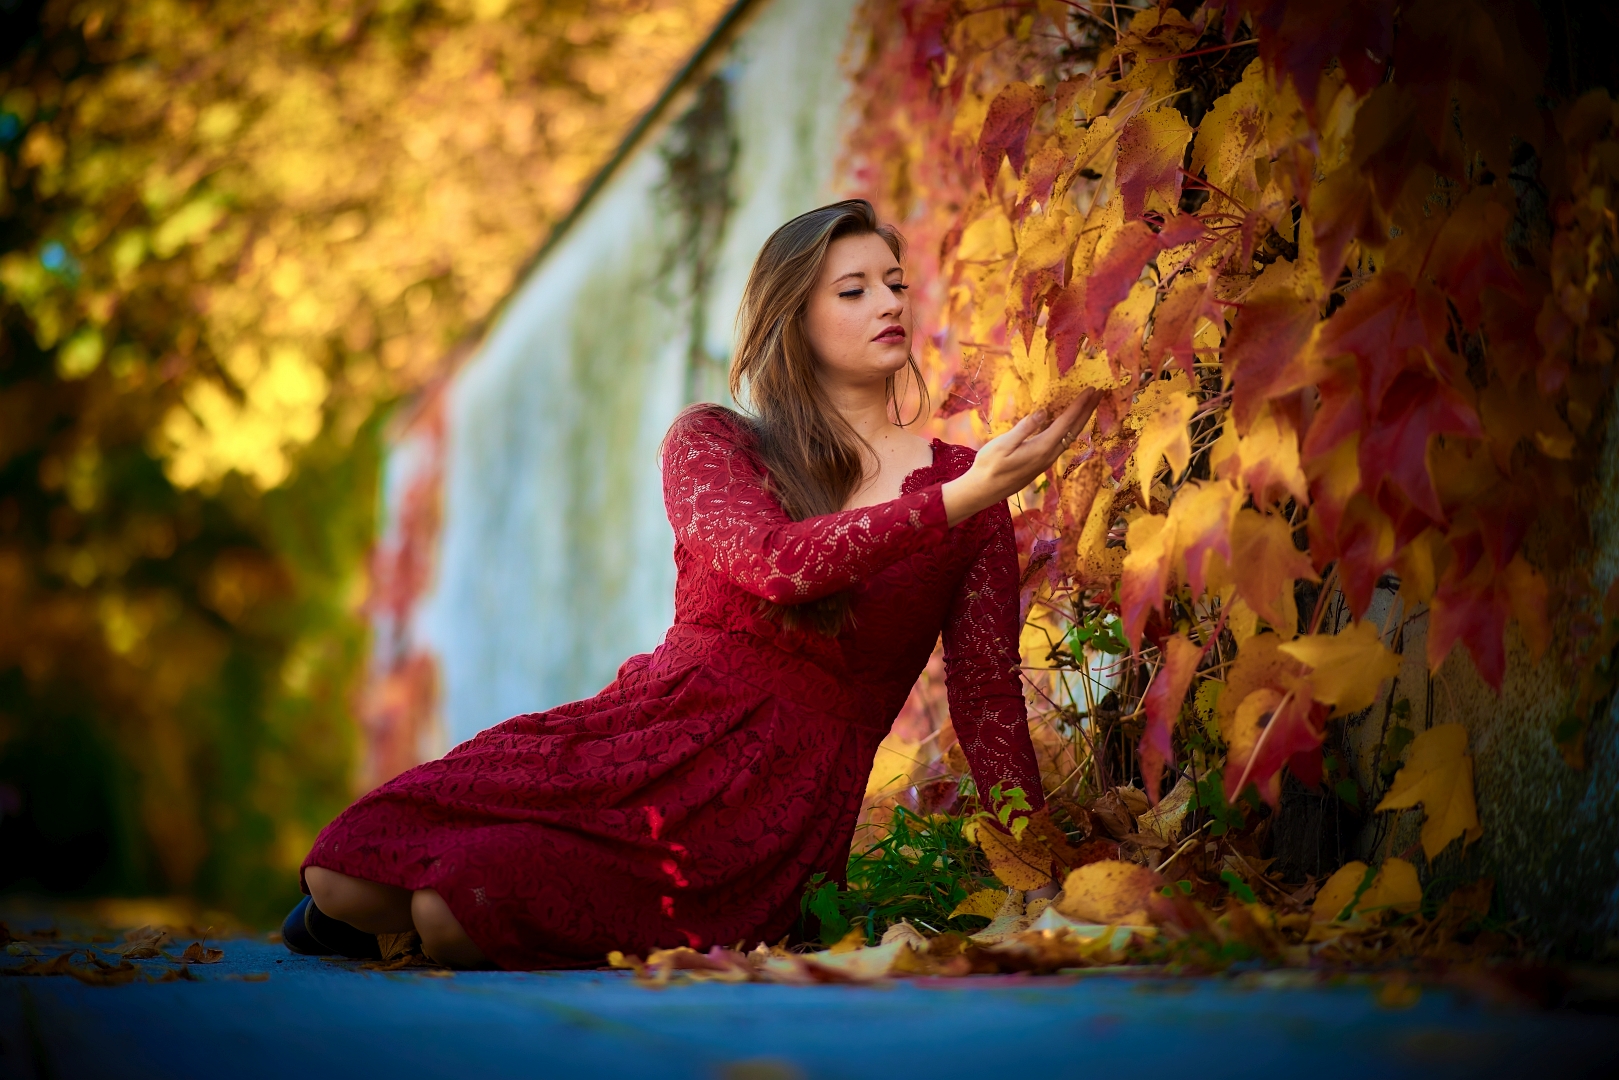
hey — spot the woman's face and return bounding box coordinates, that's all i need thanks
[801,232,912,388]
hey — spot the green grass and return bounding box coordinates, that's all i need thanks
[801,808,999,946]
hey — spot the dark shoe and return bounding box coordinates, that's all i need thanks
[282,896,329,955]
[281,895,382,960]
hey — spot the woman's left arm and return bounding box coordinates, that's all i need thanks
[940,499,1045,820]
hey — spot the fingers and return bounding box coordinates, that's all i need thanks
[1024,391,1095,461]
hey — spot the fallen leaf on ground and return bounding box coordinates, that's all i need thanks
[977,820,1054,889]
[949,888,1005,920]
[1374,723,1482,859]
[1055,860,1165,926]
[879,921,929,952]
[1138,774,1194,842]
[377,931,420,961]
[968,913,1033,944]
[1313,862,1373,923]
[1358,857,1422,918]
[181,942,224,964]
[114,926,173,959]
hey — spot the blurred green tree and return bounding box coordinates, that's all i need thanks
[0,0,727,923]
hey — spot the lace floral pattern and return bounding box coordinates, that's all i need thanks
[304,404,1044,969]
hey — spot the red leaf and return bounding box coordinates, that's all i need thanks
[1116,110,1194,221]
[1333,497,1395,618]
[1047,279,1086,375]
[1155,212,1206,248]
[1300,359,1363,465]
[1232,0,1394,115]
[1140,633,1202,804]
[1358,370,1482,523]
[1428,563,1508,690]
[1225,689,1329,808]
[1148,274,1217,379]
[1084,220,1161,337]
[979,83,1044,193]
[1224,292,1319,432]
[1350,86,1435,209]
[1017,143,1068,213]
[1312,271,1438,414]
[938,359,993,419]
[1428,193,1520,330]
[1309,167,1379,288]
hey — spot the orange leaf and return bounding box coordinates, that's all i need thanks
[1228,509,1316,630]
[1169,479,1241,599]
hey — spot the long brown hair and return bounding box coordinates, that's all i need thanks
[729,199,928,634]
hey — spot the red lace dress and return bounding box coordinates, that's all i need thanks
[303,405,1044,969]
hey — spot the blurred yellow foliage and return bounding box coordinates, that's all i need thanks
[0,0,728,918]
[6,0,730,491]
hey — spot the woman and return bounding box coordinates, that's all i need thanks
[286,200,1097,969]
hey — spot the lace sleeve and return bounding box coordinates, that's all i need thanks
[662,408,950,604]
[942,500,1045,814]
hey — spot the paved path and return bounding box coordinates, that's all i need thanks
[3,938,1617,1079]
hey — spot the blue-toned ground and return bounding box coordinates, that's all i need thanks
[3,936,1617,1080]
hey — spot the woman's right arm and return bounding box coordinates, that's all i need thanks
[661,410,949,604]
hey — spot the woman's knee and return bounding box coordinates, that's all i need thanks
[411,889,487,968]
[306,866,412,931]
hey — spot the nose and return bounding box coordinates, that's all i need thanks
[881,284,904,318]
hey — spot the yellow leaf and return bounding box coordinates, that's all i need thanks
[1167,478,1243,598]
[1374,724,1483,860]
[1190,59,1269,201]
[1311,858,1421,924]
[1055,860,1164,926]
[1133,391,1196,502]
[950,888,1008,921]
[1226,594,1259,644]
[1216,410,1309,507]
[1358,857,1422,917]
[1312,861,1369,922]
[977,821,1053,890]
[1278,619,1401,716]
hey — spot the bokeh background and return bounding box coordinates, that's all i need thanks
[0,0,732,926]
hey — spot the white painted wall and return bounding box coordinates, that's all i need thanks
[412,0,861,747]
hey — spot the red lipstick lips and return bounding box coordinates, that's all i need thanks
[874,325,906,343]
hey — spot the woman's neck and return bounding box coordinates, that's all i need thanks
[821,377,899,446]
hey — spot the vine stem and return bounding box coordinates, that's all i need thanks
[1146,38,1258,63]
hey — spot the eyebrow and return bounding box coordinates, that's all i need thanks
[832,268,904,284]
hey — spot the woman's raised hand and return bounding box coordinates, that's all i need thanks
[940,389,1101,527]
